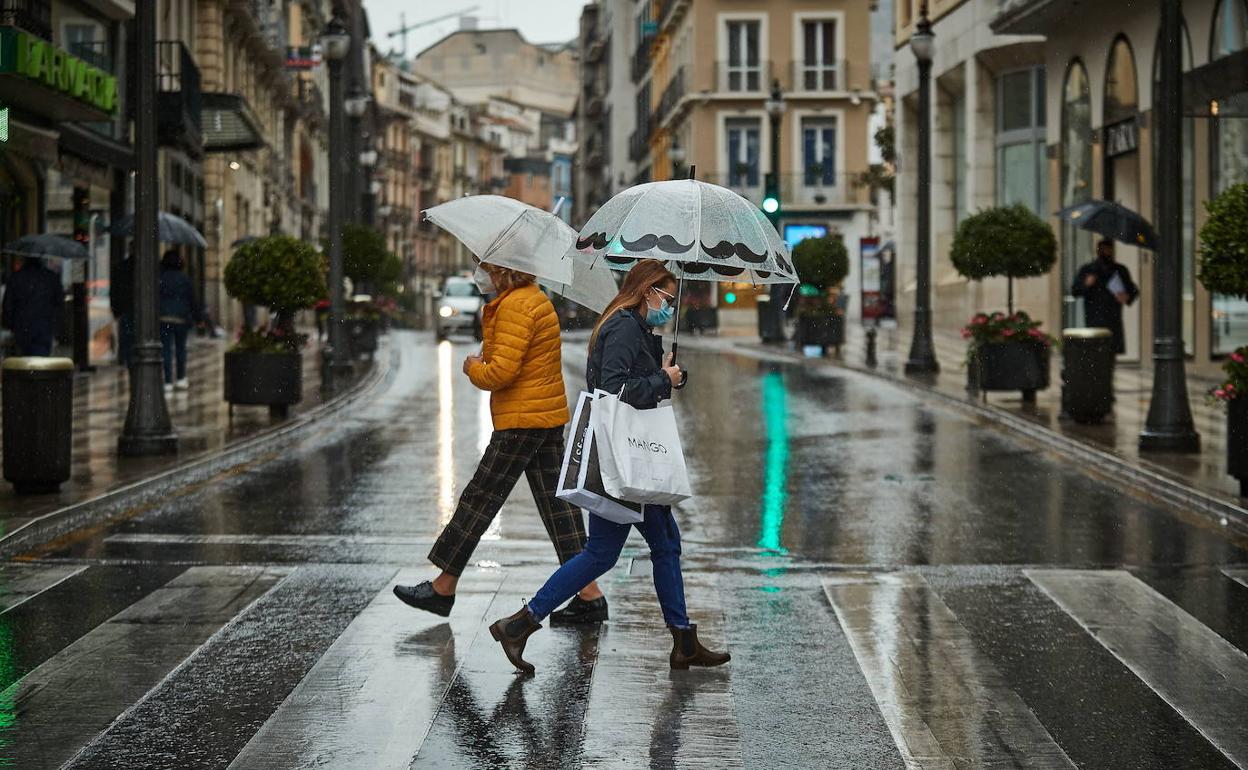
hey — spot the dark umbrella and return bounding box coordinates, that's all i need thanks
[1056,199,1159,250]
[110,211,208,248]
[3,233,90,261]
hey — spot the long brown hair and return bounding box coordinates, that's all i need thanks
[589,260,676,351]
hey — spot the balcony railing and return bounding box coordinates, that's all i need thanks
[791,59,847,93]
[659,0,690,33]
[657,66,685,121]
[155,41,203,153]
[713,61,771,94]
[628,122,651,162]
[1,0,50,40]
[630,36,652,83]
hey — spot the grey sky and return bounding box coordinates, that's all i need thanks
[363,0,587,59]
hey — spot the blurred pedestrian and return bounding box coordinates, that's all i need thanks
[1072,238,1138,354]
[314,297,330,342]
[111,246,134,367]
[487,260,730,674]
[1,256,62,356]
[158,250,201,393]
[393,261,607,622]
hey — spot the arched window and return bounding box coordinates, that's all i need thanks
[1209,0,1248,355]
[1153,21,1196,354]
[1061,59,1092,328]
[1105,37,1139,126]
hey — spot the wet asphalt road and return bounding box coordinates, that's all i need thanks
[4,329,1248,769]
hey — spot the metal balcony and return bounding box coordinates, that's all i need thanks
[713,61,771,95]
[631,37,652,83]
[155,41,203,157]
[657,66,685,122]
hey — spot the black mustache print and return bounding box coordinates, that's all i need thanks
[677,262,746,278]
[604,255,639,267]
[576,232,610,250]
[774,252,794,274]
[699,241,769,263]
[619,234,695,254]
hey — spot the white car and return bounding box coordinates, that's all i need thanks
[434,276,484,340]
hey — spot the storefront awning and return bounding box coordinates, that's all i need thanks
[201,92,266,153]
[1183,49,1248,117]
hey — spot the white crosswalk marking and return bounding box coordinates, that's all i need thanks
[0,563,86,614]
[824,573,1077,770]
[1223,568,1248,591]
[1027,569,1248,769]
[229,569,504,770]
[5,565,286,770]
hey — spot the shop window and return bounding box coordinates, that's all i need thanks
[996,66,1047,215]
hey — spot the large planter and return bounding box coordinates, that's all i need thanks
[224,350,302,417]
[347,317,379,358]
[794,313,844,353]
[1229,396,1248,498]
[970,341,1050,397]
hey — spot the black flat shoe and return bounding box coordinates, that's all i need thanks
[549,595,609,625]
[393,581,455,617]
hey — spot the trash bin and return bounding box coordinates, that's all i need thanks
[3,357,74,494]
[1061,328,1115,423]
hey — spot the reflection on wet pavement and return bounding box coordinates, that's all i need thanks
[3,333,1247,768]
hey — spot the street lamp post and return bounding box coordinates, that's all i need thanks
[905,4,939,375]
[1141,0,1200,452]
[761,80,787,344]
[320,13,353,393]
[118,0,177,456]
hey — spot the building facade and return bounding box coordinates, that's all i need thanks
[994,0,1248,365]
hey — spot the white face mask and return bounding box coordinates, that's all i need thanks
[473,264,496,295]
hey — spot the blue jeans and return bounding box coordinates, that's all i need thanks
[159,323,189,383]
[528,505,689,628]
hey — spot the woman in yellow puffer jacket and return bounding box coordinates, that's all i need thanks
[393,263,606,622]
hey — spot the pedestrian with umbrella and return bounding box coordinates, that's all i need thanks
[1,235,86,357]
[392,196,610,624]
[487,174,796,673]
[1059,200,1151,355]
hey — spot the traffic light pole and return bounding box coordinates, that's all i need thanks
[761,80,786,344]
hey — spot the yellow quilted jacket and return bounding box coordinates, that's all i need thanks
[468,283,570,430]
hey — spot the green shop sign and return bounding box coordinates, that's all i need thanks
[0,28,117,115]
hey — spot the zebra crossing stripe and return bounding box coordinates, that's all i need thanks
[580,563,743,769]
[0,562,86,614]
[4,565,286,770]
[823,573,1077,770]
[228,569,504,770]
[1224,568,1248,591]
[1026,569,1248,768]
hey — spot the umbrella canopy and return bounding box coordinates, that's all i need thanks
[3,234,89,261]
[423,195,617,313]
[565,179,799,285]
[110,211,208,248]
[1056,199,1159,250]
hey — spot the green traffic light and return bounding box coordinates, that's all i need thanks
[724,292,737,304]
[762,197,779,214]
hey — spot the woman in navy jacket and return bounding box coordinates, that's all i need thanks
[488,259,730,674]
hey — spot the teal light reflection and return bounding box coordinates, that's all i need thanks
[757,370,790,554]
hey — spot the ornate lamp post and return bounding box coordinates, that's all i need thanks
[320,12,353,393]
[905,4,939,374]
[1141,0,1199,451]
[118,0,177,456]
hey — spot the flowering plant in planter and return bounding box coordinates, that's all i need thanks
[224,235,326,354]
[961,311,1056,349]
[1210,348,1247,405]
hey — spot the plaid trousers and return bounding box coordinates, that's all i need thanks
[429,427,587,577]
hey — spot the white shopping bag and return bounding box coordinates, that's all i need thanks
[556,391,644,524]
[590,388,692,505]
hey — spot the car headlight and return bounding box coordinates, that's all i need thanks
[438,305,456,318]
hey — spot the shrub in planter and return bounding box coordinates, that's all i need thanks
[223,236,326,413]
[791,234,850,353]
[951,205,1057,394]
[1198,183,1248,495]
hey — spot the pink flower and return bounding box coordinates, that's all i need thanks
[961,328,972,340]
[1232,352,1245,364]
[1228,383,1237,393]
[1215,388,1228,401]
[1003,329,1016,337]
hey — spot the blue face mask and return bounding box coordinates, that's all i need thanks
[646,297,675,327]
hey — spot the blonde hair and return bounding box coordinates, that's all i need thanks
[483,263,535,293]
[589,261,677,351]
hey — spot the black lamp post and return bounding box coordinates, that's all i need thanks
[1141,0,1200,451]
[905,4,939,375]
[320,12,353,393]
[118,0,177,456]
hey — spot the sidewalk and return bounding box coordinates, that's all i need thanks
[682,319,1246,521]
[0,335,360,536]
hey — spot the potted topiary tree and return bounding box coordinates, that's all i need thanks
[340,224,399,358]
[1198,182,1248,497]
[951,204,1058,399]
[222,235,326,418]
[791,234,850,355]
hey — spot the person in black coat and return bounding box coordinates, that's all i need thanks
[158,250,201,391]
[1,258,63,356]
[110,249,134,367]
[1071,238,1138,355]
[488,260,730,675]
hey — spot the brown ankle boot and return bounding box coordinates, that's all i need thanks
[669,624,730,669]
[490,605,542,674]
